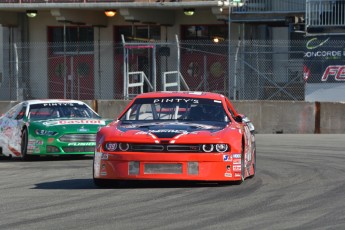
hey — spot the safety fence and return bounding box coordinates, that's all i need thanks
[0,38,329,101]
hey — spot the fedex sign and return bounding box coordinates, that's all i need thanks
[321,65,345,82]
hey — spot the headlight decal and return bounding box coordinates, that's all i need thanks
[215,144,228,152]
[202,144,230,153]
[119,143,130,151]
[104,142,117,151]
[103,142,132,152]
[202,144,214,152]
[35,129,58,136]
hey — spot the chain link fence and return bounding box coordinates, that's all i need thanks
[0,39,308,101]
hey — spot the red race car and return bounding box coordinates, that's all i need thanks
[93,91,256,187]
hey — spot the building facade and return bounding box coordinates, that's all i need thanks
[0,0,343,101]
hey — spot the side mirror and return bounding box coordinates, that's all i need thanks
[242,116,255,133]
[234,115,242,123]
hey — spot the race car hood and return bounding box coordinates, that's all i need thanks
[30,118,108,133]
[117,121,228,139]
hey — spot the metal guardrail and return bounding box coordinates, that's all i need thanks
[233,0,305,13]
[163,71,190,91]
[126,71,153,99]
[306,0,345,28]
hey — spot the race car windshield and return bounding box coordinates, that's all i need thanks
[120,97,229,122]
[29,103,100,120]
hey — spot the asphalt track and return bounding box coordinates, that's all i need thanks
[0,134,345,230]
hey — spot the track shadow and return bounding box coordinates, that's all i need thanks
[33,179,95,190]
[0,155,93,162]
[33,178,239,190]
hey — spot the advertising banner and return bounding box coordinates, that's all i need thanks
[304,36,345,83]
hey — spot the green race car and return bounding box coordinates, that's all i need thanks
[0,99,112,160]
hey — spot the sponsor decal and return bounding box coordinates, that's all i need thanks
[135,131,148,135]
[36,140,43,145]
[101,153,108,160]
[100,164,107,176]
[304,50,343,59]
[28,140,36,145]
[233,165,242,172]
[48,138,54,143]
[306,37,330,50]
[223,155,232,162]
[226,165,231,172]
[235,173,241,177]
[43,103,76,107]
[321,65,345,81]
[233,159,241,165]
[67,142,95,146]
[149,129,188,134]
[77,128,90,132]
[224,173,232,177]
[153,98,199,104]
[59,120,104,125]
[233,153,241,159]
[43,120,105,126]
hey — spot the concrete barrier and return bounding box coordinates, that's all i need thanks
[1,100,344,133]
[233,101,316,134]
[96,100,131,119]
[320,102,345,134]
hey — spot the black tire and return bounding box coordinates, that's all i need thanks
[248,149,256,179]
[93,178,115,188]
[20,128,32,161]
[234,146,245,185]
[240,152,245,182]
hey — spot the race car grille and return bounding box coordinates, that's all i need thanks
[62,146,94,153]
[59,134,96,142]
[131,144,201,152]
[144,163,183,174]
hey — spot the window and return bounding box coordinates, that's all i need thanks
[16,106,27,120]
[181,25,227,41]
[114,25,161,42]
[122,98,229,122]
[48,26,94,54]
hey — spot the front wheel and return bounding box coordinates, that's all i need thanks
[20,128,32,161]
[234,147,245,185]
[248,150,256,179]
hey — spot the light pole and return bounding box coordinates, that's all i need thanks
[217,0,244,100]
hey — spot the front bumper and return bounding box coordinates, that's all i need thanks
[27,136,95,155]
[94,151,243,181]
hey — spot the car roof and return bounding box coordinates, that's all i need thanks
[134,91,226,100]
[23,99,86,106]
